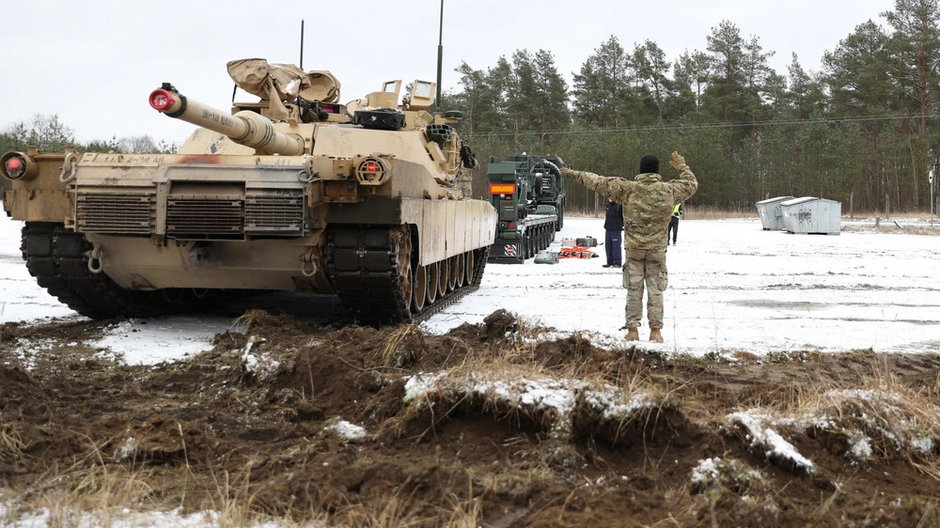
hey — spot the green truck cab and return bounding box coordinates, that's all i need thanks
[486,154,567,263]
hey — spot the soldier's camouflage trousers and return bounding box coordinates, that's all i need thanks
[622,249,668,329]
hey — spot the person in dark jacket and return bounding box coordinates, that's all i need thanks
[603,197,623,268]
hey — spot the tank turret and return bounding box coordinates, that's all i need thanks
[149,85,306,156]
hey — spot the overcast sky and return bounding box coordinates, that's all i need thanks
[2,0,896,145]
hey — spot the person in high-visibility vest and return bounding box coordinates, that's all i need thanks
[667,202,683,245]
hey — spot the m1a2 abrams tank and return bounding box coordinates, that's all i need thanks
[0,59,496,324]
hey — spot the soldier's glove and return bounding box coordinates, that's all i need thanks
[560,168,576,176]
[670,151,689,172]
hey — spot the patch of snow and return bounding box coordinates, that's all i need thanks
[114,437,139,461]
[729,410,815,474]
[847,431,873,460]
[404,371,653,437]
[911,436,935,455]
[830,389,903,404]
[94,317,232,365]
[819,388,939,457]
[689,457,764,492]
[583,389,652,421]
[0,504,303,528]
[403,372,448,401]
[242,336,279,380]
[690,457,721,486]
[324,420,367,442]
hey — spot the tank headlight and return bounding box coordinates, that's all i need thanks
[355,157,389,186]
[1,152,37,180]
[6,157,24,177]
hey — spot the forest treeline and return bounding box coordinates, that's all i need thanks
[447,0,940,213]
[2,1,938,213]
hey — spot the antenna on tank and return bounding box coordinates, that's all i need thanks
[434,0,443,112]
[299,19,305,69]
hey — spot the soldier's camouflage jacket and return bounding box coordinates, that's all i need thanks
[566,166,698,252]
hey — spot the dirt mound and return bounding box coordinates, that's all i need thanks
[1,313,939,526]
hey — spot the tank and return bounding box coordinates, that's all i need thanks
[1,58,497,324]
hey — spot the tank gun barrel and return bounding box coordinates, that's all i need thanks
[149,86,305,156]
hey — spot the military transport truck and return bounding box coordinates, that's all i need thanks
[486,154,567,263]
[1,59,496,323]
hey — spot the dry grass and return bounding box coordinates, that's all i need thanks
[719,360,940,473]
[18,464,158,526]
[444,476,485,528]
[842,223,940,235]
[336,492,425,528]
[376,324,418,367]
[684,207,756,220]
[0,421,25,462]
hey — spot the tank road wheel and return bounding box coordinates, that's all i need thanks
[464,251,475,284]
[437,259,448,298]
[454,253,465,288]
[426,263,439,304]
[447,256,459,291]
[390,225,413,316]
[412,263,427,312]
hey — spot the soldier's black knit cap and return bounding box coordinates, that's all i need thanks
[639,155,659,174]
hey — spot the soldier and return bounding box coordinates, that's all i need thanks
[561,152,698,342]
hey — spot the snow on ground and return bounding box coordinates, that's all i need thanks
[96,317,234,364]
[0,503,295,528]
[2,212,939,361]
[424,216,940,355]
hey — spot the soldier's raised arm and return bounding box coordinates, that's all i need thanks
[560,168,634,202]
[667,151,698,203]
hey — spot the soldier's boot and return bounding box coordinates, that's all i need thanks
[649,328,664,343]
[626,328,639,341]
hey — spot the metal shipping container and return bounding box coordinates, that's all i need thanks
[780,196,842,235]
[755,196,795,230]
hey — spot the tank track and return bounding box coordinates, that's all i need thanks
[20,222,171,318]
[326,225,488,325]
[20,221,488,324]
